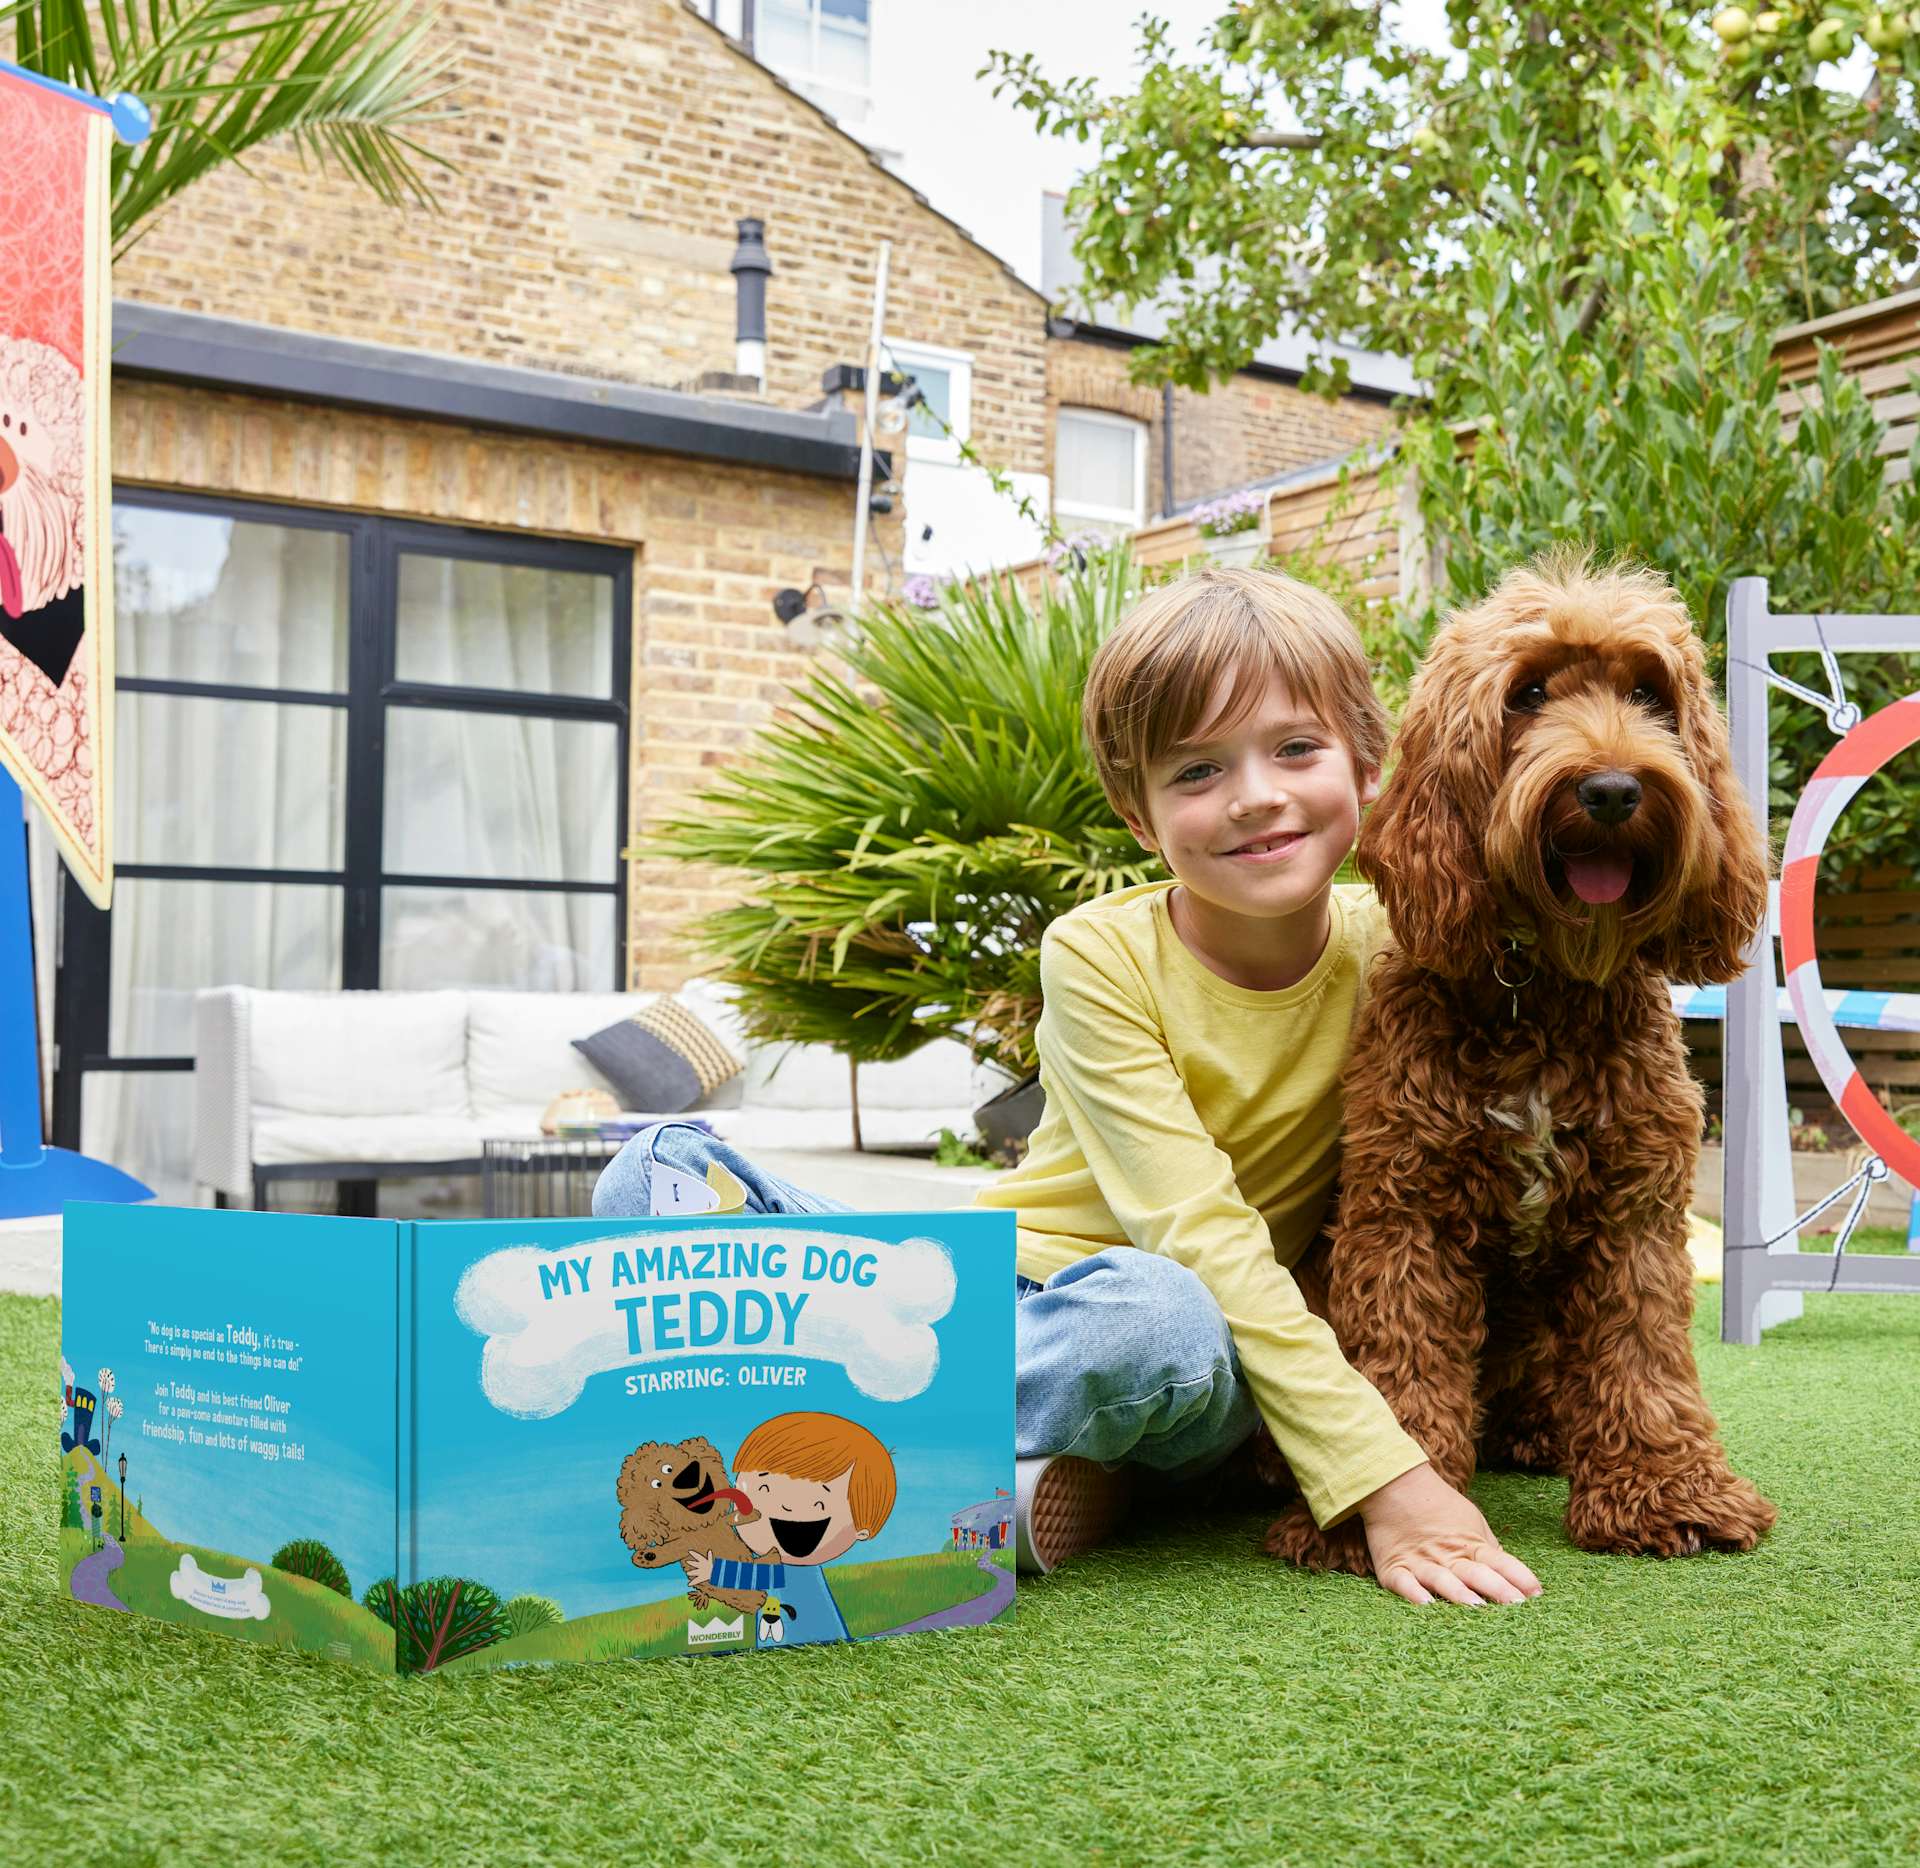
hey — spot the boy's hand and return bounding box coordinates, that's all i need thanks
[1355,1463,1542,1606]
[681,1549,714,1587]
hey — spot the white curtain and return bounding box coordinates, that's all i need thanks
[380,557,615,992]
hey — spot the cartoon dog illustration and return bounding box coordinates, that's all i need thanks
[757,1594,797,1644]
[616,1435,764,1615]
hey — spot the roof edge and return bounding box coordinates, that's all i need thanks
[111,301,880,481]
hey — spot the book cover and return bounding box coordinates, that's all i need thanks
[58,1203,1015,1672]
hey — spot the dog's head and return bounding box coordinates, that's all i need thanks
[616,1435,756,1570]
[1359,552,1770,987]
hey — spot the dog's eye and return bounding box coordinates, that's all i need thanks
[650,1479,661,1489]
[1508,680,1548,714]
[1630,682,1669,713]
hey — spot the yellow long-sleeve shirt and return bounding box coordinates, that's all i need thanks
[973,878,1426,1527]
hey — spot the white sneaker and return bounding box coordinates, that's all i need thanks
[1014,1454,1131,1575]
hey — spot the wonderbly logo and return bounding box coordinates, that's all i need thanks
[453,1226,957,1419]
[687,1612,745,1647]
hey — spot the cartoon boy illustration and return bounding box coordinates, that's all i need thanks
[681,1412,896,1649]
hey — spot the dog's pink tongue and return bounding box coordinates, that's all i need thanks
[1564,852,1632,904]
[0,534,20,619]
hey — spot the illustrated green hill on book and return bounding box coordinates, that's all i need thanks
[59,1203,1015,1672]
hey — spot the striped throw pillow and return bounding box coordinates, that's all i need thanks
[572,998,745,1115]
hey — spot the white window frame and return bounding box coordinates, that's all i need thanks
[884,338,973,466]
[1052,406,1149,532]
[756,0,872,111]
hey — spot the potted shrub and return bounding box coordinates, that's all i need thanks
[1193,489,1266,566]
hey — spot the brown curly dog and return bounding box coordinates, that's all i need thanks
[1266,553,1778,1576]
[616,1435,765,1614]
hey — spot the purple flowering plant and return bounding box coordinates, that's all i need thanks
[1191,488,1264,538]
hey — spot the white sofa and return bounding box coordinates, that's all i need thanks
[191,979,1012,1211]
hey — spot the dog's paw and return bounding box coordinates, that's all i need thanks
[1479,1425,1564,1475]
[1263,1502,1372,1575]
[1566,1468,1776,1557]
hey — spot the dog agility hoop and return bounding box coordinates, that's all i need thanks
[1719,580,1920,1343]
[1779,691,1920,1193]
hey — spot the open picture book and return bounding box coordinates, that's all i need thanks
[58,1201,1015,1672]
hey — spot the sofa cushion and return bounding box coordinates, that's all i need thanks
[253,1112,484,1168]
[467,991,651,1125]
[673,978,750,1109]
[573,999,743,1115]
[250,991,470,1120]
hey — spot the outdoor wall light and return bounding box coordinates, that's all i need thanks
[873,382,922,439]
[771,581,847,649]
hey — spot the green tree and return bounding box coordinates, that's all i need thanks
[998,5,1920,866]
[390,1576,507,1674]
[272,1537,352,1598]
[60,1468,81,1530]
[990,2,1920,393]
[4,0,458,253]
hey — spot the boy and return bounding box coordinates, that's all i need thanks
[678,1411,896,1648]
[596,568,1539,1609]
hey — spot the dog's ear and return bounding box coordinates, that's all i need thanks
[1357,648,1498,976]
[615,1447,652,1510]
[1643,643,1772,985]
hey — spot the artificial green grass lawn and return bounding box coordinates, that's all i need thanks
[6,1291,1915,1867]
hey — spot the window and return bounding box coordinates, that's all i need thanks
[758,0,871,121]
[884,338,972,465]
[1054,407,1148,534]
[54,493,631,1203]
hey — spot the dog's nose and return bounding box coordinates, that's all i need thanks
[1576,771,1641,824]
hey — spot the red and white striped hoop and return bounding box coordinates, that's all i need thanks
[1778,690,1920,1189]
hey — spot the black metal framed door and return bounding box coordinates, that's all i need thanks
[52,491,631,1205]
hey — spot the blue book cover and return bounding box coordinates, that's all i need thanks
[58,1203,1015,1672]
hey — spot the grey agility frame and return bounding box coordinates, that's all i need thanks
[1721,577,1920,1343]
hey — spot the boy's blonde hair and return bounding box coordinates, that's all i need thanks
[1082,566,1388,829]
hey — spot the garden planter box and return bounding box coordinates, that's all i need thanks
[1203,531,1263,568]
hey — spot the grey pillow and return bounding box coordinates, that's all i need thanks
[573,999,743,1114]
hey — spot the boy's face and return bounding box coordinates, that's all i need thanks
[1126,670,1379,924]
[734,1463,865,1566]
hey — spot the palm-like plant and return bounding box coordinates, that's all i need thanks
[5,1,458,252]
[649,550,1164,1104]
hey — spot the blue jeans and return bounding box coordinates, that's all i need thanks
[592,1121,1260,1478]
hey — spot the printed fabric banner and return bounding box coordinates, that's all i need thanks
[0,68,113,907]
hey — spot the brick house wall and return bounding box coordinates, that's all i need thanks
[1045,331,1397,520]
[107,0,1052,991]
[117,0,1048,479]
